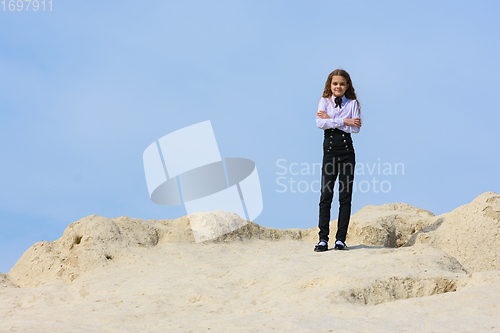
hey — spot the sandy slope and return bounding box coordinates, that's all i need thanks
[1,193,499,332]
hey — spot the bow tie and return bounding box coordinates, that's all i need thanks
[334,97,343,108]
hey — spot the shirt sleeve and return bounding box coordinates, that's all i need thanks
[316,98,344,130]
[349,100,360,133]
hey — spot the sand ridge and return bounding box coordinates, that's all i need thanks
[1,192,499,332]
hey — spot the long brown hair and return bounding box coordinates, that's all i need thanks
[322,69,361,113]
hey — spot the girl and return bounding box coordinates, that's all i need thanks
[314,69,361,252]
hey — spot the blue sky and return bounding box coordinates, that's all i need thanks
[1,0,499,273]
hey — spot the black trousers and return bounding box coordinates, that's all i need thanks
[318,128,356,243]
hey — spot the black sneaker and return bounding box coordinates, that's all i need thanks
[314,240,328,252]
[334,240,347,250]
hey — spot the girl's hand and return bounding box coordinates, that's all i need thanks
[316,110,331,119]
[343,118,362,128]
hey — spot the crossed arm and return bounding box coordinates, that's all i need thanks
[316,110,361,128]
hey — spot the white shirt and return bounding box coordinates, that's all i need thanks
[316,95,360,133]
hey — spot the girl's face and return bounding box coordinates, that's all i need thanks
[330,75,349,98]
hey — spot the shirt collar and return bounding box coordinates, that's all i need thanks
[331,95,347,101]
[333,95,348,104]
[328,95,348,108]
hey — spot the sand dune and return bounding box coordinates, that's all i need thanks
[1,193,499,332]
[407,192,500,273]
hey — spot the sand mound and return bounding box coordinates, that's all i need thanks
[205,214,308,242]
[316,245,465,305]
[7,192,500,290]
[7,211,311,287]
[345,203,436,247]
[8,214,164,287]
[406,191,500,273]
[186,211,304,242]
[2,240,484,333]
[2,193,500,331]
[323,193,500,274]
[8,193,500,289]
